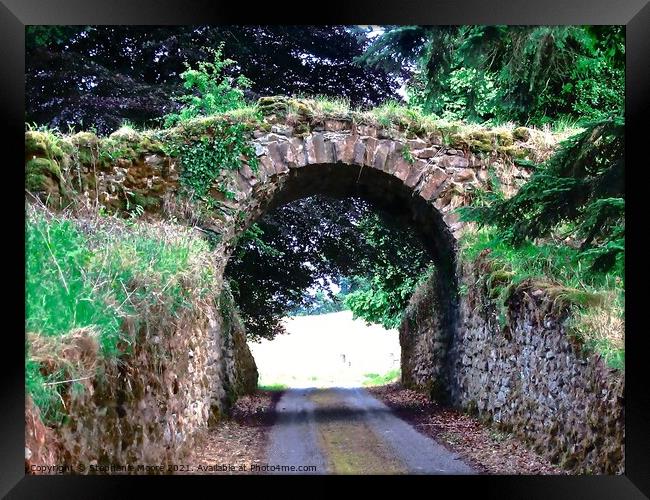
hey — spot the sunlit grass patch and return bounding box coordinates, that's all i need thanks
[258,383,288,391]
[362,369,401,387]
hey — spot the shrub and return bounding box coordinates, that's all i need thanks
[25,206,216,423]
[164,44,252,128]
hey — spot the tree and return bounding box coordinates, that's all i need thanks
[343,211,433,329]
[359,25,624,125]
[26,26,402,134]
[225,196,432,341]
[459,115,624,275]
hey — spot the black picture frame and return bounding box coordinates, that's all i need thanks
[3,1,648,497]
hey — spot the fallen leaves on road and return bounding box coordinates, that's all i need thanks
[183,390,281,475]
[368,384,566,475]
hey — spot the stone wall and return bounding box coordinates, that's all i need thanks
[25,284,257,473]
[400,268,454,401]
[24,99,563,473]
[25,104,542,252]
[399,258,624,474]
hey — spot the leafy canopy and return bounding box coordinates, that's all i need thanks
[26,26,401,134]
[360,25,624,125]
[226,196,432,341]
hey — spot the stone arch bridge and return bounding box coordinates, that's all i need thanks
[26,109,541,408]
[25,106,623,474]
[27,109,536,277]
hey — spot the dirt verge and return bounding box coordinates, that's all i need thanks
[183,389,283,474]
[368,383,566,475]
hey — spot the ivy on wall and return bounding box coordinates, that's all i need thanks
[166,122,258,203]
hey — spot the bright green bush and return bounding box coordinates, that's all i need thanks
[162,45,259,202]
[164,44,252,127]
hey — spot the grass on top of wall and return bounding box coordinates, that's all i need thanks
[25,204,218,424]
[459,226,624,370]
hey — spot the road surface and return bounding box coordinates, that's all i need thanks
[264,387,476,475]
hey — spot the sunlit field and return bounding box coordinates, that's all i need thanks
[248,311,400,388]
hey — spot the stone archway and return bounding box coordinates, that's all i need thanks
[224,121,482,255]
[25,115,522,401]
[214,123,490,399]
[25,110,624,474]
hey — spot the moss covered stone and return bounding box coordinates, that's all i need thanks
[26,173,49,191]
[513,126,532,142]
[25,157,62,193]
[495,130,514,146]
[25,131,66,161]
[71,131,99,148]
[109,126,140,142]
[71,132,100,166]
[26,157,61,180]
[498,144,528,158]
[25,131,49,157]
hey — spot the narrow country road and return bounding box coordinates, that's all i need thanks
[264,387,476,475]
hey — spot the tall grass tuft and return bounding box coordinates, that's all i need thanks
[25,205,217,423]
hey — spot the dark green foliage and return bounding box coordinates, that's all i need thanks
[459,116,624,275]
[25,26,86,48]
[26,26,400,134]
[291,289,348,316]
[343,213,433,329]
[226,196,366,341]
[226,196,432,341]
[360,25,624,125]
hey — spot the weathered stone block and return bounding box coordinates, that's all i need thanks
[324,120,350,132]
[439,154,470,169]
[304,136,317,164]
[392,157,412,181]
[332,135,356,164]
[407,138,427,149]
[413,147,438,159]
[353,141,366,165]
[404,159,427,188]
[357,125,377,137]
[266,142,289,174]
[289,137,307,167]
[312,133,327,164]
[364,137,379,166]
[418,168,448,201]
[428,133,444,145]
[271,124,293,136]
[453,168,476,183]
[259,156,276,177]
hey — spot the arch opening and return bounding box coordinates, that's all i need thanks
[223,162,460,393]
[250,163,458,274]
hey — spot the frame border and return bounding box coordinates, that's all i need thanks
[3,1,648,497]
